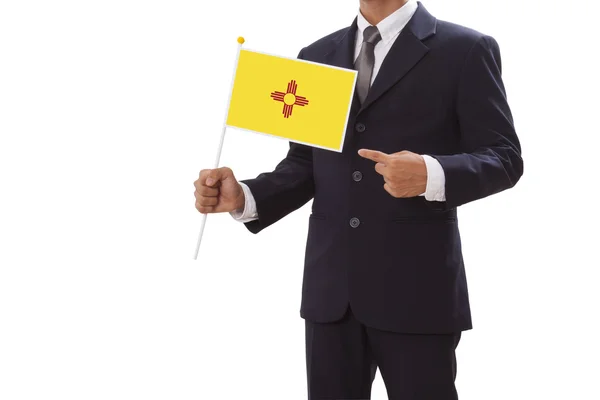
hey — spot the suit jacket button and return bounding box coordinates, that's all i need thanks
[355,122,366,133]
[349,217,360,228]
[352,171,363,182]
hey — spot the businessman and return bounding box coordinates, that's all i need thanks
[194,0,523,398]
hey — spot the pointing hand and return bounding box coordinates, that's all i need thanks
[358,149,427,198]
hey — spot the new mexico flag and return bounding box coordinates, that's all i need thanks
[226,49,358,152]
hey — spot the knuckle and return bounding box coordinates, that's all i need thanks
[197,205,212,213]
[384,184,400,198]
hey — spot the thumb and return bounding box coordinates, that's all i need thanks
[205,167,232,187]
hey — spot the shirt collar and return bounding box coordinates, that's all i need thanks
[356,0,418,44]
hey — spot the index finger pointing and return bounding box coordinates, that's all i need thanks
[358,149,390,164]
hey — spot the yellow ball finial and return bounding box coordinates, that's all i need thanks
[237,36,245,44]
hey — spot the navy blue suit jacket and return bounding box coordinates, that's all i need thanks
[240,2,523,334]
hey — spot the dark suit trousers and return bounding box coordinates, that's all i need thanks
[305,306,461,400]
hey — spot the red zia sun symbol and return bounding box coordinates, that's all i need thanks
[270,80,309,118]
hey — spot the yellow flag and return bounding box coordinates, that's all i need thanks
[226,49,357,152]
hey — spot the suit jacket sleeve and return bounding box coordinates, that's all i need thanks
[239,49,315,234]
[430,35,524,209]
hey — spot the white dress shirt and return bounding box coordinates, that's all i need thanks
[231,0,445,222]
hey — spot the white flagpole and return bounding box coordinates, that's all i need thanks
[193,36,245,260]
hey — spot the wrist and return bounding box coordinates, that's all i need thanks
[234,184,246,211]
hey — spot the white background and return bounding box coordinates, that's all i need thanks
[1,0,599,399]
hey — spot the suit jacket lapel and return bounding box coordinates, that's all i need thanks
[324,18,361,115]
[358,2,437,114]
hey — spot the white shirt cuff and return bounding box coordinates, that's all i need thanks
[230,182,259,222]
[420,155,446,202]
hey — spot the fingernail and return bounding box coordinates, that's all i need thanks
[206,178,214,186]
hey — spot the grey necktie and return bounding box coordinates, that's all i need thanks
[354,25,382,104]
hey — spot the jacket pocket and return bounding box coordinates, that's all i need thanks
[391,214,456,223]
